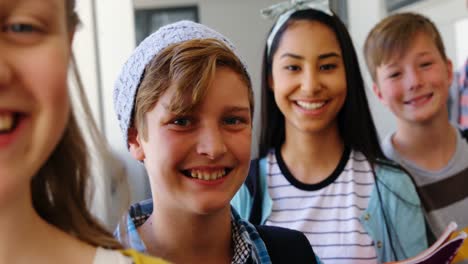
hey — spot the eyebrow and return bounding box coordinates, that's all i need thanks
[10,0,60,22]
[385,50,433,68]
[416,51,432,58]
[162,104,250,113]
[225,106,250,113]
[279,52,341,60]
[280,53,304,60]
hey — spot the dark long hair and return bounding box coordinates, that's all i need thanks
[259,10,411,259]
[260,9,385,165]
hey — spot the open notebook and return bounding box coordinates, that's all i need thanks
[385,222,467,264]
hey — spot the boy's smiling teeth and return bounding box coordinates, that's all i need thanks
[0,113,14,133]
[404,93,433,105]
[296,100,326,110]
[189,169,227,181]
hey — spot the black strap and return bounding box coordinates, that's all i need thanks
[461,128,468,142]
[256,225,317,264]
[246,159,263,225]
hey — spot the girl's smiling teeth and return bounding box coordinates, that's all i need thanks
[0,112,16,133]
[182,168,231,181]
[295,100,327,110]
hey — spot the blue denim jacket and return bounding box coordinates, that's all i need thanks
[231,157,428,263]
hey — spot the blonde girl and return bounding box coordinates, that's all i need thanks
[0,0,166,263]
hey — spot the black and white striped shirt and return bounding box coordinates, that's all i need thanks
[265,148,377,263]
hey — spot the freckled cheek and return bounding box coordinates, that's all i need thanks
[382,84,403,101]
[143,137,188,183]
[429,77,447,91]
[226,130,252,163]
[150,130,190,161]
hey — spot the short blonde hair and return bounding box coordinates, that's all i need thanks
[133,38,253,139]
[364,12,447,81]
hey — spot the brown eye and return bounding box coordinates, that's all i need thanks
[285,65,301,71]
[319,64,337,71]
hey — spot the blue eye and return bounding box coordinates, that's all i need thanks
[224,117,245,125]
[420,62,433,68]
[3,23,38,33]
[172,118,192,127]
[388,72,401,79]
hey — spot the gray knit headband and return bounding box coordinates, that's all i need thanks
[113,20,248,145]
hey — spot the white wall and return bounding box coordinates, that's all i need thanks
[348,0,393,139]
[74,0,100,126]
[73,0,141,228]
[455,18,468,68]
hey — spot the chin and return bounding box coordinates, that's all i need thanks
[191,200,231,216]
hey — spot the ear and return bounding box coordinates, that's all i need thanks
[446,58,454,84]
[68,29,75,45]
[372,83,387,106]
[128,127,145,161]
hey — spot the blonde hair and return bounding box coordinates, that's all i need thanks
[364,12,447,81]
[30,0,123,249]
[133,38,253,140]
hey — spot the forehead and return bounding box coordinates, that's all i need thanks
[159,67,250,114]
[202,67,250,106]
[0,0,62,11]
[382,32,440,66]
[276,20,341,55]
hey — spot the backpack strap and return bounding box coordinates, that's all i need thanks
[256,225,317,264]
[461,128,468,142]
[245,159,263,225]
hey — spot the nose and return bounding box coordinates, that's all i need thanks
[196,124,227,160]
[0,52,13,86]
[406,68,424,91]
[301,68,322,94]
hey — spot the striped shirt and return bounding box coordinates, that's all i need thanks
[382,128,468,237]
[265,148,377,263]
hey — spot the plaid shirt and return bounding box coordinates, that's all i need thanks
[114,199,271,264]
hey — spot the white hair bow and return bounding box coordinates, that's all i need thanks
[262,0,333,56]
[261,0,332,20]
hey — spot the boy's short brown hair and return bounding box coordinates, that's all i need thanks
[133,38,253,140]
[364,12,447,82]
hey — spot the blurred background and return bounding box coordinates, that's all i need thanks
[72,0,468,228]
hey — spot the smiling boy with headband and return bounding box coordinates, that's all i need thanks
[113,20,320,264]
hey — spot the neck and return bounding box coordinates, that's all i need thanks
[0,186,95,264]
[282,122,344,184]
[394,114,456,170]
[142,203,232,264]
